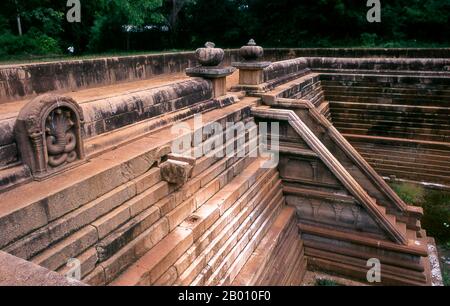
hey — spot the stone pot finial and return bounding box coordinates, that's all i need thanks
[240,39,264,61]
[195,42,224,67]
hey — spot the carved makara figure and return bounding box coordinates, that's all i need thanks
[45,108,78,167]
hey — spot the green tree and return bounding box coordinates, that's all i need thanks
[87,0,165,51]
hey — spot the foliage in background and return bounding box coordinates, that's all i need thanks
[391,182,450,286]
[391,182,450,243]
[0,0,449,59]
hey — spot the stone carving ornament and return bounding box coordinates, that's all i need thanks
[15,94,85,179]
[45,108,78,167]
[195,42,224,67]
[239,39,264,61]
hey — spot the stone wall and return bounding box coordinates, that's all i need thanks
[307,57,450,74]
[264,48,450,60]
[0,50,240,104]
[317,68,450,186]
[2,48,449,104]
[260,55,450,187]
[1,79,214,163]
[263,58,309,83]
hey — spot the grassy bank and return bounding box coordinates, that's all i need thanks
[390,182,450,286]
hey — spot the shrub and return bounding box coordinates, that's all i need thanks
[391,182,450,243]
[0,31,61,58]
[422,190,450,243]
[391,182,425,206]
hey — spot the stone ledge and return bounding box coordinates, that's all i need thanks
[231,62,271,70]
[0,251,86,286]
[186,67,236,79]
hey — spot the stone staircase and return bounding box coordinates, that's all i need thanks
[232,206,306,286]
[1,97,300,285]
[320,73,450,186]
[252,97,432,285]
[111,156,284,285]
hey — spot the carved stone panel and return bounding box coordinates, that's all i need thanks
[15,94,85,180]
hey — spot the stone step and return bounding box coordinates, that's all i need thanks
[369,197,408,239]
[407,229,418,242]
[95,142,259,267]
[325,92,450,104]
[95,196,164,263]
[330,104,450,116]
[352,145,450,162]
[2,169,159,260]
[370,166,450,185]
[332,119,450,134]
[0,99,254,250]
[355,150,450,166]
[230,206,300,286]
[197,190,284,286]
[6,116,260,267]
[320,77,450,88]
[345,134,450,152]
[110,157,273,286]
[166,146,260,233]
[262,73,320,103]
[56,247,98,280]
[331,112,450,125]
[395,220,407,238]
[322,85,450,96]
[332,112,450,126]
[171,171,281,285]
[80,138,261,285]
[363,157,450,176]
[30,226,98,271]
[329,101,450,115]
[332,118,450,132]
[336,127,448,143]
[189,121,257,178]
[323,82,450,92]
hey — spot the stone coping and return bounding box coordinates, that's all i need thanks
[231,61,272,70]
[186,66,236,78]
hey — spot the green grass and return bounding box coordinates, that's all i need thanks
[390,182,450,286]
[390,182,450,243]
[391,182,425,206]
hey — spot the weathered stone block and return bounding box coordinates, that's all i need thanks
[127,181,169,217]
[154,266,178,286]
[167,198,196,231]
[82,266,106,286]
[31,225,98,271]
[160,159,193,186]
[111,227,193,286]
[101,218,170,283]
[133,167,162,195]
[92,205,131,240]
[57,247,99,280]
[96,205,161,262]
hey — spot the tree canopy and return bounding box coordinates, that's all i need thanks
[0,0,449,58]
